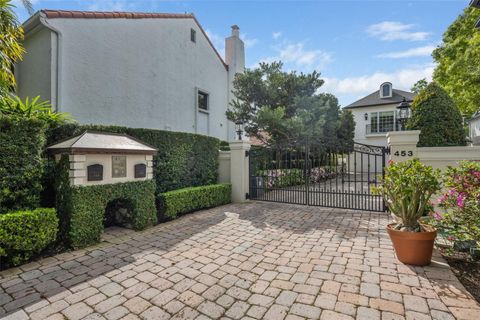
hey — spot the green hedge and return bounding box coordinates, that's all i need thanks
[55,156,157,248]
[46,124,220,197]
[157,184,231,220]
[0,117,46,213]
[0,208,58,267]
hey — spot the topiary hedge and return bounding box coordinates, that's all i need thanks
[55,155,157,248]
[0,208,58,267]
[45,124,220,197]
[157,184,231,221]
[0,117,46,213]
[406,82,466,147]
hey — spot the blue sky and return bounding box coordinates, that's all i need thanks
[13,0,469,106]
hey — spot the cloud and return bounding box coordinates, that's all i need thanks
[321,63,434,98]
[367,21,430,41]
[272,32,282,39]
[86,0,134,11]
[376,45,437,58]
[258,42,332,71]
[240,33,259,48]
[205,29,225,57]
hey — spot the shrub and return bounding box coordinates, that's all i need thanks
[0,117,46,213]
[46,124,220,197]
[0,208,58,267]
[157,184,231,221]
[55,156,157,248]
[406,82,466,147]
[0,96,73,125]
[431,161,480,247]
[373,159,441,231]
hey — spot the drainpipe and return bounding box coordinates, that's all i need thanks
[38,12,62,112]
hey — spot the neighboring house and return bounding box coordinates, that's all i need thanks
[344,82,416,147]
[468,111,480,145]
[16,10,246,141]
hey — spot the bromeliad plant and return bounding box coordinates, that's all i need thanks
[432,161,480,248]
[374,159,441,232]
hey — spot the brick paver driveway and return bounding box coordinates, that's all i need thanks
[1,202,479,320]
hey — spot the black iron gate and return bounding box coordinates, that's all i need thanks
[248,142,388,212]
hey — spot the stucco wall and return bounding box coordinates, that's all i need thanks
[16,27,52,103]
[349,104,398,147]
[218,151,231,183]
[469,117,480,146]
[20,17,236,141]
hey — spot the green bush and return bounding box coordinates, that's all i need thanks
[0,208,58,267]
[46,124,220,197]
[406,82,466,147]
[0,117,46,213]
[157,184,231,220]
[55,156,157,248]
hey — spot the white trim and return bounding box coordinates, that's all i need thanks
[379,82,392,99]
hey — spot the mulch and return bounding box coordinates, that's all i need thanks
[445,257,480,303]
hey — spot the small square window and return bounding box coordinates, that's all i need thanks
[198,91,209,111]
[191,28,196,43]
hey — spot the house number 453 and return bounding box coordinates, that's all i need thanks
[394,150,414,157]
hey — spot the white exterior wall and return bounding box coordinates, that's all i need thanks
[469,117,480,145]
[16,27,52,102]
[18,17,240,141]
[349,103,398,147]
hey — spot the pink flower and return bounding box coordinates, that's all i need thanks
[456,194,465,208]
[388,160,394,165]
[448,189,456,196]
[432,212,442,220]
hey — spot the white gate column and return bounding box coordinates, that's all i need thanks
[387,130,420,163]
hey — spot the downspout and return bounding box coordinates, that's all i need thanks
[38,12,62,112]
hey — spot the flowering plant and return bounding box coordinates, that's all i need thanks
[373,159,441,232]
[431,161,480,245]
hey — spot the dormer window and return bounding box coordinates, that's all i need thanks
[380,82,392,98]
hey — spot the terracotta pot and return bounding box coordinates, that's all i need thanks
[387,223,437,266]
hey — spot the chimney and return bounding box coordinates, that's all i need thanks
[225,25,245,74]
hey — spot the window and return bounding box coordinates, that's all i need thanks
[191,28,196,43]
[380,82,392,98]
[198,91,209,111]
[379,111,394,132]
[370,112,378,133]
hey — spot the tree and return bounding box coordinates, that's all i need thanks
[406,82,466,147]
[20,0,34,16]
[227,62,354,150]
[411,78,428,94]
[432,7,480,117]
[0,0,25,98]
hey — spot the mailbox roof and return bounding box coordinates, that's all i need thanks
[47,131,158,154]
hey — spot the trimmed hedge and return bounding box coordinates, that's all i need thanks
[0,117,46,213]
[0,208,58,267]
[157,184,231,220]
[56,156,157,248]
[46,124,220,196]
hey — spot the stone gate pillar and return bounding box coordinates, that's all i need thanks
[387,130,420,163]
[229,140,251,203]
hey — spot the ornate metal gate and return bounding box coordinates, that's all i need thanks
[248,142,388,212]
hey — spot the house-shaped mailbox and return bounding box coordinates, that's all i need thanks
[48,131,157,186]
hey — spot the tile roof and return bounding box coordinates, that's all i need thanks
[39,9,228,70]
[344,89,416,109]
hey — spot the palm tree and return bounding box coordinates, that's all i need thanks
[20,0,34,15]
[0,0,25,97]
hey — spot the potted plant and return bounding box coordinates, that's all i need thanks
[374,159,441,266]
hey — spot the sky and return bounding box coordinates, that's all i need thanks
[13,0,470,107]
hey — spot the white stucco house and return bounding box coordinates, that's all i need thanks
[344,82,416,147]
[16,10,246,141]
[468,111,480,146]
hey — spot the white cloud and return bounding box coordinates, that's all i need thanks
[205,29,225,57]
[240,33,259,48]
[367,21,430,41]
[258,42,332,71]
[272,32,282,39]
[322,63,434,98]
[376,45,437,58]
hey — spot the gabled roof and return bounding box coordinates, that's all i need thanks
[47,131,158,155]
[345,89,416,109]
[29,9,228,70]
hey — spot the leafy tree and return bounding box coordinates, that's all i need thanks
[227,62,354,150]
[0,0,25,97]
[411,78,428,94]
[432,7,480,117]
[406,82,466,147]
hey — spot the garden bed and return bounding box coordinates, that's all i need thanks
[443,255,480,303]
